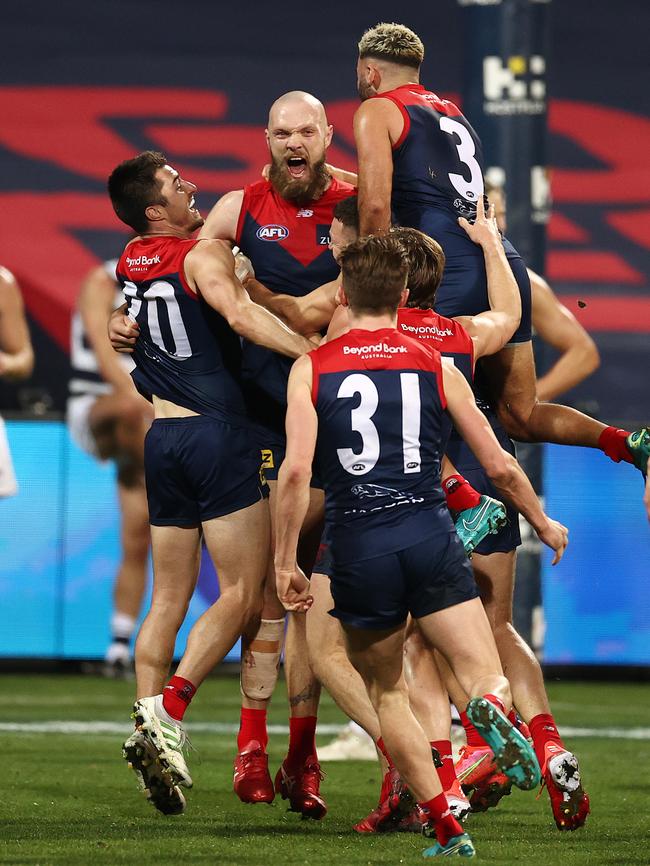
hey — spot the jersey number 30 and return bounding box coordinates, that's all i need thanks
[336,373,422,476]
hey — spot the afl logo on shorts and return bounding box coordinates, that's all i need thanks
[256,224,289,242]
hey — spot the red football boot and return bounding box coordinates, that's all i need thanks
[469,770,512,812]
[455,743,496,790]
[353,767,413,833]
[274,755,327,820]
[445,778,472,822]
[233,740,274,804]
[542,745,590,831]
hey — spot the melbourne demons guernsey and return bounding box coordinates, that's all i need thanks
[397,306,474,454]
[236,177,355,415]
[116,236,248,426]
[311,328,448,561]
[376,84,518,260]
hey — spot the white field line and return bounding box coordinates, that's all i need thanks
[1,721,649,739]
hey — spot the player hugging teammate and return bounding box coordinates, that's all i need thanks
[105,21,650,862]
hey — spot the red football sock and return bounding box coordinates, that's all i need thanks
[431,740,457,789]
[483,693,506,714]
[529,713,566,770]
[286,716,317,768]
[419,793,464,846]
[460,710,487,748]
[376,736,395,768]
[162,675,196,722]
[443,475,482,512]
[238,707,268,751]
[598,426,633,464]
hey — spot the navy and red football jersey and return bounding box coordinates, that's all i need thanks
[397,306,475,454]
[116,236,248,426]
[374,84,486,256]
[236,177,355,411]
[311,327,448,560]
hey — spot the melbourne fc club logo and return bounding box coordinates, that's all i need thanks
[256,224,290,241]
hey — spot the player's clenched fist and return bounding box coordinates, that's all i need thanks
[275,566,313,613]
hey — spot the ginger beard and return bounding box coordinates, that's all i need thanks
[268,154,330,206]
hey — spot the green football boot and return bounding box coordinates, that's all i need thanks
[422,830,476,858]
[454,495,507,556]
[626,427,650,475]
[466,697,541,791]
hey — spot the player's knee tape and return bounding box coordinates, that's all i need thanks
[240,618,285,702]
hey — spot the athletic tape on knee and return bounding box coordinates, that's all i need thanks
[240,618,285,701]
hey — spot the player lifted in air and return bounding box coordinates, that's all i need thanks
[107,151,313,815]
[352,22,649,483]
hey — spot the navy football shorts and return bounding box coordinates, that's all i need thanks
[435,250,532,344]
[446,418,522,555]
[251,422,323,488]
[328,528,478,631]
[144,416,268,526]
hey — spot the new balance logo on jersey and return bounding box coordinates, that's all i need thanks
[400,323,453,338]
[125,254,161,268]
[256,224,290,241]
[343,343,408,355]
[296,208,313,218]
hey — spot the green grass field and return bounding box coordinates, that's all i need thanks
[2,674,649,866]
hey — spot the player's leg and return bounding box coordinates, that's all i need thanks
[106,476,150,673]
[133,524,201,699]
[472,550,590,829]
[85,393,152,669]
[407,527,540,793]
[274,483,327,819]
[343,621,472,856]
[307,572,381,742]
[482,340,649,471]
[403,622,470,821]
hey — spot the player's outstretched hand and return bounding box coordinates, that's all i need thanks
[108,306,139,353]
[458,193,500,248]
[276,566,313,613]
[536,517,569,565]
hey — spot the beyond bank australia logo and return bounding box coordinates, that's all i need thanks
[256,224,289,241]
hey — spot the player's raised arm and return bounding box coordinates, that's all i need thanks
[79,265,135,392]
[197,189,243,242]
[245,276,339,335]
[354,99,398,235]
[0,267,34,381]
[442,359,568,565]
[455,197,521,359]
[274,354,317,611]
[530,270,600,401]
[185,240,315,359]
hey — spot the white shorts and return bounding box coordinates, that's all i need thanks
[66,393,102,458]
[0,416,18,498]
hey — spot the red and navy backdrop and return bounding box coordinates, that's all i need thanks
[1,0,648,423]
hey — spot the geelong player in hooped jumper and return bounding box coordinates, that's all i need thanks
[107,151,314,815]
[274,234,569,859]
[352,22,649,484]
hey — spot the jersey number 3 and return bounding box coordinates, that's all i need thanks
[439,116,484,202]
[336,373,422,476]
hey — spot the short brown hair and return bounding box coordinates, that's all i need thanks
[333,195,359,232]
[358,23,424,69]
[390,227,445,310]
[339,234,409,316]
[107,150,167,234]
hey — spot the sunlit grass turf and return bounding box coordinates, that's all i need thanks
[2,674,649,865]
